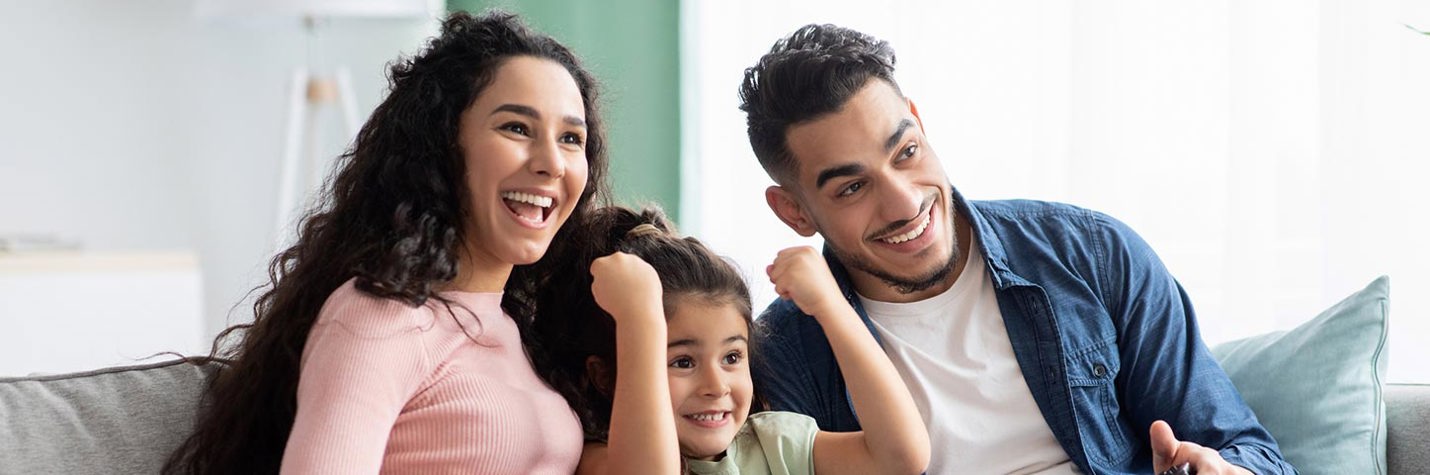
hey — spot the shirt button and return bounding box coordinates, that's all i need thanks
[1092,363,1108,377]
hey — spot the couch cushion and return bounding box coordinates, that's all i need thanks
[1387,384,1430,474]
[0,358,220,475]
[1211,276,1389,474]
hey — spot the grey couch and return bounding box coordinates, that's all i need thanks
[1,358,1427,474]
[1,359,218,474]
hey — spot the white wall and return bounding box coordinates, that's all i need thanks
[683,0,1430,382]
[0,0,438,361]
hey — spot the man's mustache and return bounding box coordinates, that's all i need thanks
[867,192,937,240]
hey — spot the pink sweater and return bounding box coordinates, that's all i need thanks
[281,279,582,474]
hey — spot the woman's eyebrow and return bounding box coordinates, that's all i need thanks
[490,103,585,127]
[491,103,539,118]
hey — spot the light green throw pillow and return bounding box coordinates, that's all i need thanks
[1211,276,1389,475]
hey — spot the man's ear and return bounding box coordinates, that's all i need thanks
[908,98,926,133]
[585,355,615,397]
[765,186,818,237]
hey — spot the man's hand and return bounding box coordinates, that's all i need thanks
[590,252,665,326]
[1150,420,1253,475]
[767,246,846,321]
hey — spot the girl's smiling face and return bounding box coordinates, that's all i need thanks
[664,296,753,461]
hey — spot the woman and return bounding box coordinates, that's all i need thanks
[166,10,608,474]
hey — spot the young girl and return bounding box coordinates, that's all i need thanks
[166,11,609,474]
[536,207,929,475]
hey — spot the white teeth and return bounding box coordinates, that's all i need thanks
[501,191,552,208]
[881,214,930,244]
[688,412,725,422]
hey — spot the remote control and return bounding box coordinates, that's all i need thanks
[1159,463,1193,475]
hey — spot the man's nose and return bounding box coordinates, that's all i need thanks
[879,176,925,223]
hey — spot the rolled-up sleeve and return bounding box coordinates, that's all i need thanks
[1095,213,1296,474]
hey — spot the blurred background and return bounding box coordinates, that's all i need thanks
[1,0,1426,382]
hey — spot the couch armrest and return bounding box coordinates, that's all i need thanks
[1387,383,1430,474]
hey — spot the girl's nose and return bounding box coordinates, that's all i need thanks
[699,367,731,398]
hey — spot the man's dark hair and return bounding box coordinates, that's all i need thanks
[739,23,900,184]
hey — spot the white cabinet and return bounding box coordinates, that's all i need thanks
[0,251,205,377]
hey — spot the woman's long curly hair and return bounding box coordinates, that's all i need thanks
[164,11,609,474]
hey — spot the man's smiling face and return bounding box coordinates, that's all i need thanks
[766,79,960,302]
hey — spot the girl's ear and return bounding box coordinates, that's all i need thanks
[585,355,615,397]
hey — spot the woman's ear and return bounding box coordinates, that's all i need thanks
[585,355,615,397]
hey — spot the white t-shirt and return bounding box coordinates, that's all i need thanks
[859,242,1079,475]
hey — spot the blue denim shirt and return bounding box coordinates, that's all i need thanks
[751,192,1295,474]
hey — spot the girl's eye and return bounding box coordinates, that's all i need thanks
[837,181,864,198]
[899,143,918,160]
[722,351,743,365]
[501,122,530,136]
[559,132,585,146]
[670,357,694,369]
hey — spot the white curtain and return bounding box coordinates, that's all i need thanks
[681,0,1430,382]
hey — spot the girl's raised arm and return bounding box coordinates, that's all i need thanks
[767,246,930,475]
[577,252,681,475]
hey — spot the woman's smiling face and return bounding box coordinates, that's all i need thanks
[458,55,589,271]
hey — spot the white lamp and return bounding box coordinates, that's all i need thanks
[195,0,440,248]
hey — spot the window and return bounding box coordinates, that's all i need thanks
[682,0,1430,382]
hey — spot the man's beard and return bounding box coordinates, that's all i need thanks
[828,204,961,295]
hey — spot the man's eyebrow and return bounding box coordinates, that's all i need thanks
[815,163,866,190]
[884,118,915,153]
[492,104,586,128]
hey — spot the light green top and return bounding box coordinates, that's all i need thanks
[685,411,819,475]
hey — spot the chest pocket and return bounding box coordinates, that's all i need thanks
[1065,336,1133,464]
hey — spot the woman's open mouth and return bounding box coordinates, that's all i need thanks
[501,190,555,227]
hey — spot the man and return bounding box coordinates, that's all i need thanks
[740,23,1294,474]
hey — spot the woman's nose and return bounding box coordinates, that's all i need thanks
[528,138,566,179]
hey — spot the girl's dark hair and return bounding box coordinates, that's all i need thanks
[165,10,608,474]
[532,206,752,441]
[738,23,899,184]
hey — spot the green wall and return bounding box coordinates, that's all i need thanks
[449,0,681,222]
